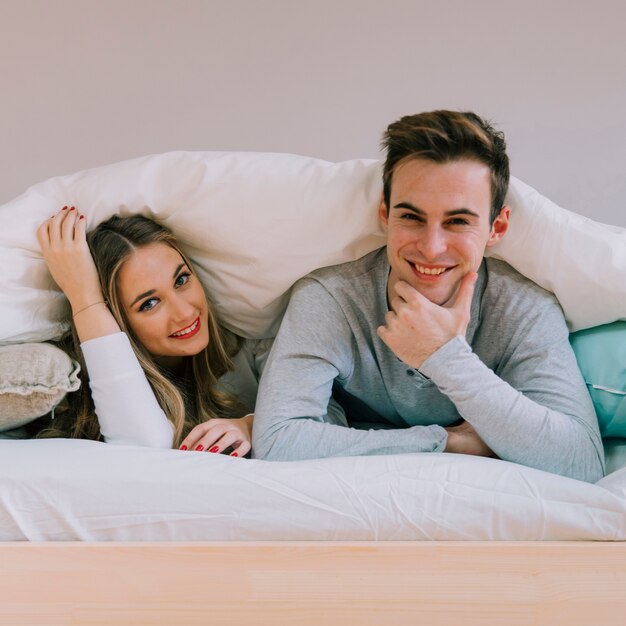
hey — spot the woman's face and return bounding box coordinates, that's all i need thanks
[117,243,210,368]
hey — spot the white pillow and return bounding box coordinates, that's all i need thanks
[0,152,384,343]
[488,177,626,332]
[0,151,623,344]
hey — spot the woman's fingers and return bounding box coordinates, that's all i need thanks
[181,421,222,451]
[47,207,65,245]
[201,429,241,454]
[61,206,79,242]
[74,209,87,242]
[180,420,227,451]
[36,219,50,251]
[179,419,250,456]
[229,439,251,458]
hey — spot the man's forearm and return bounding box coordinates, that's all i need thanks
[252,408,447,461]
[419,336,604,482]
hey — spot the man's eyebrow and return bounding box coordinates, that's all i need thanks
[130,263,187,307]
[393,203,480,218]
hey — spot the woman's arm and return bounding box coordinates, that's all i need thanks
[37,207,174,448]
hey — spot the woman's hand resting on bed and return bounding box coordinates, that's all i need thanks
[179,413,254,457]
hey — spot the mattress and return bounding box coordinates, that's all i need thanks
[2,438,625,541]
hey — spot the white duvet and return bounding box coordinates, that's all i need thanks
[1,438,625,541]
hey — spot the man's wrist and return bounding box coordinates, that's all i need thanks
[417,335,469,375]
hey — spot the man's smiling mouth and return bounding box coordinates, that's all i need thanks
[409,262,454,277]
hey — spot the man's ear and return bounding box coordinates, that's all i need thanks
[378,193,389,229]
[486,205,510,247]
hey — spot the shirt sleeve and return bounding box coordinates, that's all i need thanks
[80,332,174,448]
[419,305,605,483]
[217,337,274,413]
[252,279,448,461]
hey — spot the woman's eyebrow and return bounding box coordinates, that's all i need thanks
[130,264,188,307]
[130,289,155,307]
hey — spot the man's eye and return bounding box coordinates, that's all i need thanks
[139,298,158,312]
[175,272,191,287]
[400,213,421,221]
[447,218,469,226]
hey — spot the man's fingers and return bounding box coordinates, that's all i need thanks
[449,271,477,313]
[393,280,425,304]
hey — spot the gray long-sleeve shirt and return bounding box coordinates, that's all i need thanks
[252,248,605,482]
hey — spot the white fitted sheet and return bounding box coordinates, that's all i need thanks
[1,438,625,541]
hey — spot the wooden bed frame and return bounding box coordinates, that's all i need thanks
[1,541,625,625]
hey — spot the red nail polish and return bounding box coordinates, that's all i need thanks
[79,215,85,220]
[69,206,75,211]
[230,452,238,457]
[209,446,219,453]
[195,445,204,451]
[180,445,187,451]
[61,206,68,210]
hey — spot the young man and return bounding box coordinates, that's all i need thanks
[252,110,604,483]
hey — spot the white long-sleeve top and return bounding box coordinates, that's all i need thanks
[81,332,270,448]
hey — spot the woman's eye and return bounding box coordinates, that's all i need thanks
[175,272,191,287]
[139,298,158,312]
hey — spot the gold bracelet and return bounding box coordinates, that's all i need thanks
[72,301,107,318]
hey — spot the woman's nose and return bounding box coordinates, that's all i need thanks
[170,295,195,322]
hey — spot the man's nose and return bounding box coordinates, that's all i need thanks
[418,226,447,260]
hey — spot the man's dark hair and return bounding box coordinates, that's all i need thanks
[381,110,509,224]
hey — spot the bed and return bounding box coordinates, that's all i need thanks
[1,151,625,624]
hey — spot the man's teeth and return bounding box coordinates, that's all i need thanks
[414,264,447,275]
[172,320,198,337]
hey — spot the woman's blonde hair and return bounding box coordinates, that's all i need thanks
[39,215,243,447]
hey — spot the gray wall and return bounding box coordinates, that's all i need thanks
[1,0,624,225]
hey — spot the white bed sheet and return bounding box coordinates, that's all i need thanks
[1,438,625,542]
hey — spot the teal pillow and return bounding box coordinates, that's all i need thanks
[570,321,626,438]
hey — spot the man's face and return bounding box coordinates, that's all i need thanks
[380,158,509,306]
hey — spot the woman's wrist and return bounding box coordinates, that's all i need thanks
[72,301,108,318]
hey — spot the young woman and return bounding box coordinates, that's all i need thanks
[37,207,269,456]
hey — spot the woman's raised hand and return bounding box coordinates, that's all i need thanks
[37,206,120,341]
[37,206,103,310]
[179,414,254,457]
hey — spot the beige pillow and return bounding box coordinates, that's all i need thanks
[0,343,81,432]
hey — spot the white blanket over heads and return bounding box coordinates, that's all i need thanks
[0,151,625,345]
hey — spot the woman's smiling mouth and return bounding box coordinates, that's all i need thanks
[169,317,201,339]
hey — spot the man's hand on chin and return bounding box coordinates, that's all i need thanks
[377,271,477,369]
